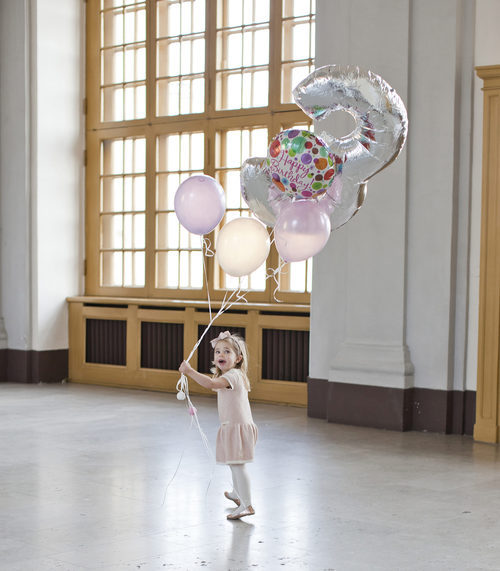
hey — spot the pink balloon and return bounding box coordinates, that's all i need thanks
[274,201,331,262]
[174,175,226,235]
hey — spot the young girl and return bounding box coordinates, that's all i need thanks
[178,331,257,520]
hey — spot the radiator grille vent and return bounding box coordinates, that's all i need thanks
[141,322,183,370]
[85,319,126,366]
[197,325,246,373]
[262,328,309,382]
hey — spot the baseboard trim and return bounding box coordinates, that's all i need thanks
[307,378,476,435]
[0,349,68,383]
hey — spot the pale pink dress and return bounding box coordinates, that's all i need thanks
[213,368,258,464]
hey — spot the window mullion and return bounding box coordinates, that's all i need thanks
[269,0,283,111]
[206,120,217,300]
[147,0,156,122]
[206,1,217,299]
[206,0,217,116]
[144,1,155,296]
[145,128,156,296]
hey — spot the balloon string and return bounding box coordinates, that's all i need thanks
[161,415,194,506]
[176,287,249,401]
[269,228,275,248]
[164,287,249,500]
[166,240,287,498]
[178,287,248,370]
[202,239,213,322]
[164,240,217,501]
[161,381,216,504]
[202,237,215,257]
[266,259,287,303]
[166,228,271,499]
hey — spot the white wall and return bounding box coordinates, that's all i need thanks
[311,0,477,392]
[32,0,84,350]
[466,0,500,391]
[0,0,32,351]
[0,0,84,353]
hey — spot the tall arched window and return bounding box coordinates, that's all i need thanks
[85,0,315,303]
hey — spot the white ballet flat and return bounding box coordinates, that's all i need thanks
[224,491,240,506]
[227,505,255,520]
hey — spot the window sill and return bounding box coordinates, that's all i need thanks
[67,295,310,315]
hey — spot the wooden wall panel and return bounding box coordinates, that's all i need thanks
[68,297,309,406]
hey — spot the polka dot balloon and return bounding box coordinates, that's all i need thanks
[267,129,337,199]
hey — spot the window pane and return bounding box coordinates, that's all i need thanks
[251,70,269,107]
[224,0,243,27]
[102,1,144,9]
[190,250,203,288]
[101,86,123,122]
[101,177,124,212]
[282,0,315,18]
[102,48,124,84]
[249,261,266,291]
[101,251,123,287]
[101,214,123,249]
[123,250,133,285]
[167,251,179,287]
[133,251,146,286]
[133,176,146,210]
[225,170,242,209]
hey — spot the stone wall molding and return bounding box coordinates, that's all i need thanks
[329,341,414,389]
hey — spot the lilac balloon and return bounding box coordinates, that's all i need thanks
[174,175,226,235]
[274,201,331,263]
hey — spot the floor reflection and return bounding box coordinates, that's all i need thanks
[227,517,255,568]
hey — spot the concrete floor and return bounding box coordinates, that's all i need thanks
[1,383,500,571]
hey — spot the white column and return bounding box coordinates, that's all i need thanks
[32,0,84,351]
[311,0,413,390]
[312,0,477,401]
[0,0,83,366]
[405,0,474,393]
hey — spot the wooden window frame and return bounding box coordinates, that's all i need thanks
[85,0,314,305]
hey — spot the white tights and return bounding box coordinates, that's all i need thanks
[229,463,252,508]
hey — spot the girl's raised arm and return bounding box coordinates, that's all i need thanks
[179,360,230,390]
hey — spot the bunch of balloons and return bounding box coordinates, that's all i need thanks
[174,64,408,276]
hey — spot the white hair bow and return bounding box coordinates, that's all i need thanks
[210,330,232,348]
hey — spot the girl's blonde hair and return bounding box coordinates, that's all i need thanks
[212,333,251,391]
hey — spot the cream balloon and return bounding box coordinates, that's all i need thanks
[216,218,270,277]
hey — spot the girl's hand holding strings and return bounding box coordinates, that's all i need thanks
[179,360,193,376]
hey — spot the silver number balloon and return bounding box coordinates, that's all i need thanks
[240,64,408,231]
[293,64,408,229]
